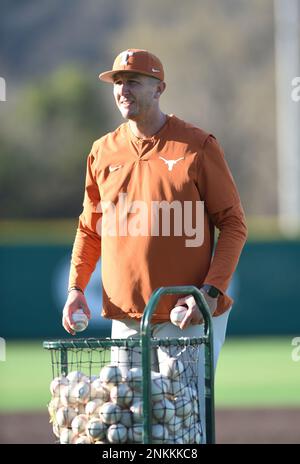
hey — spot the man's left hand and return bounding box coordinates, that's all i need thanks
[174,290,218,330]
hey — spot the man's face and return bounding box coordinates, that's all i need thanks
[113,72,161,121]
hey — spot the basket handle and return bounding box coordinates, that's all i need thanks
[140,285,215,444]
[140,285,213,338]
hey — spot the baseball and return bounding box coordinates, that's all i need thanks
[183,412,193,429]
[174,395,192,418]
[119,410,133,428]
[152,423,168,444]
[72,380,91,405]
[71,414,89,435]
[110,383,133,407]
[99,402,122,424]
[130,399,143,423]
[175,437,185,444]
[131,390,142,404]
[85,399,103,416]
[184,423,201,445]
[170,379,186,398]
[50,376,69,397]
[182,429,192,445]
[52,422,60,438]
[59,427,75,444]
[152,398,175,423]
[90,378,110,402]
[127,424,143,443]
[125,367,143,392]
[151,372,170,401]
[70,309,88,332]
[48,397,63,422]
[167,415,182,434]
[67,370,85,384]
[73,435,91,444]
[107,423,128,444]
[86,418,107,441]
[61,381,89,407]
[99,365,122,387]
[75,404,85,415]
[55,406,77,428]
[191,423,203,444]
[170,305,188,327]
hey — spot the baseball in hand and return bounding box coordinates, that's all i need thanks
[70,309,88,332]
[170,305,188,327]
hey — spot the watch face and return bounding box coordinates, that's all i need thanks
[206,285,219,298]
[201,284,220,298]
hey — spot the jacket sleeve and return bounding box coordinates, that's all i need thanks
[203,203,248,294]
[198,135,248,293]
[68,146,102,292]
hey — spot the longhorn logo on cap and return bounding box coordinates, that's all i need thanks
[120,50,134,66]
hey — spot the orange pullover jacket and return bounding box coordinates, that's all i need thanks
[69,115,247,322]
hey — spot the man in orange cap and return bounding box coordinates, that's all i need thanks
[100,49,167,140]
[62,49,247,443]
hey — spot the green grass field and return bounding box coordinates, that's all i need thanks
[0,337,299,412]
[215,337,300,407]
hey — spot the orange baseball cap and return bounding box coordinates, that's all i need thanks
[99,49,164,83]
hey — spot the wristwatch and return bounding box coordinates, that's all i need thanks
[201,284,220,298]
[68,286,84,294]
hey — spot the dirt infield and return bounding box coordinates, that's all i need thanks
[0,409,299,444]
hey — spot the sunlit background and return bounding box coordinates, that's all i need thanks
[0,0,300,444]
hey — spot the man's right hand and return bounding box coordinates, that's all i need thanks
[62,289,91,336]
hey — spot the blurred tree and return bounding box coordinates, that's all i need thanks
[0,66,112,218]
[1,0,294,218]
[109,0,278,216]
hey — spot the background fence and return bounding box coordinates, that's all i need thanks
[2,238,300,339]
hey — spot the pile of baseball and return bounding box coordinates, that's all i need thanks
[48,357,202,444]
